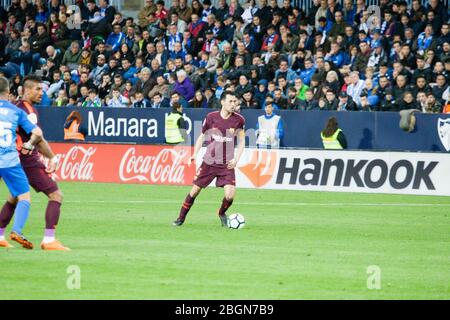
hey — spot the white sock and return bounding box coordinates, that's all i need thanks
[0,235,5,241]
[42,236,55,244]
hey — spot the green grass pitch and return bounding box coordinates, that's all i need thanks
[1,182,449,299]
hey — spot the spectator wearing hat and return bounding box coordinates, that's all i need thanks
[221,14,236,43]
[261,25,280,52]
[202,30,218,53]
[368,42,388,68]
[253,79,268,107]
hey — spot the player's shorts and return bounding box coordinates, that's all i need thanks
[0,165,30,197]
[24,166,59,195]
[193,162,236,188]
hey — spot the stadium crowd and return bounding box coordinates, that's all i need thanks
[0,0,449,112]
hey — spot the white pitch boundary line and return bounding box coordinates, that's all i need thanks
[33,200,450,207]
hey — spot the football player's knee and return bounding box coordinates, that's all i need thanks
[190,186,202,197]
[224,192,235,202]
[49,190,64,203]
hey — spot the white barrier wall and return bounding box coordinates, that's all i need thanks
[199,148,450,196]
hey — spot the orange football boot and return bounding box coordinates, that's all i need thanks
[0,239,13,248]
[9,231,33,249]
[41,240,70,251]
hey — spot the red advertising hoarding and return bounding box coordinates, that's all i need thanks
[46,143,195,186]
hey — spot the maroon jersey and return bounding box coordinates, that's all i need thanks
[201,111,245,168]
[16,100,44,168]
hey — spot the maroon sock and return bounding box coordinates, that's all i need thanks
[0,201,16,228]
[45,201,61,229]
[218,198,233,216]
[178,194,196,221]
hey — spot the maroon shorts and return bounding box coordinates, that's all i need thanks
[193,162,236,188]
[24,166,59,195]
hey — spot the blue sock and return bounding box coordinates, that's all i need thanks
[11,200,31,234]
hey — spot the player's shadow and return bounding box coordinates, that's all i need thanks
[358,128,373,149]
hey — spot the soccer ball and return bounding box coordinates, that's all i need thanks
[227,213,245,229]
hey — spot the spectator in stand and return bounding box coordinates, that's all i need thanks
[346,71,365,107]
[82,88,102,108]
[174,69,195,102]
[107,87,128,108]
[151,92,170,108]
[131,91,151,108]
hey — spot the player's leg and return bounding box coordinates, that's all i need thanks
[41,188,69,251]
[1,165,34,249]
[173,184,202,226]
[173,162,216,226]
[0,194,17,239]
[216,168,237,226]
[0,195,16,248]
[26,167,69,251]
[218,185,236,226]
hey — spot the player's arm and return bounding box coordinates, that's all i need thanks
[21,127,43,155]
[18,110,43,155]
[36,138,58,173]
[189,133,205,165]
[227,129,245,169]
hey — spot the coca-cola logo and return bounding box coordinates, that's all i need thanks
[119,147,187,184]
[51,146,96,181]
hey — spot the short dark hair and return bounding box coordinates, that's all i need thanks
[23,75,42,89]
[220,90,237,101]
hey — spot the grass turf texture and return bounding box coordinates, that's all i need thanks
[0,181,449,299]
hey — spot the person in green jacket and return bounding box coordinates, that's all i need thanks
[321,117,347,149]
[165,102,187,144]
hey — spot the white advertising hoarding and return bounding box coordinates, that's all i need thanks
[202,148,450,196]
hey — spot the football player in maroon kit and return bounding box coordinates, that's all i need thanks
[0,75,69,250]
[173,91,246,226]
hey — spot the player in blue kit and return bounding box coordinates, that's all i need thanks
[0,76,43,249]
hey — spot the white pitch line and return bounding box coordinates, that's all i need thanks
[33,200,450,207]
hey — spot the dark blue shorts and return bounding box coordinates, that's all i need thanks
[0,165,30,197]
